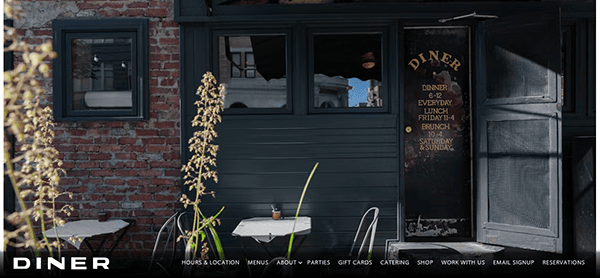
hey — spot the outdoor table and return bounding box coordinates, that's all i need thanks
[43,219,135,258]
[231,217,311,259]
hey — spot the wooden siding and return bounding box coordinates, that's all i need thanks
[183,114,399,259]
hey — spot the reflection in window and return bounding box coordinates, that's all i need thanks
[71,38,132,110]
[245,52,255,78]
[231,52,241,78]
[218,35,287,109]
[313,34,382,108]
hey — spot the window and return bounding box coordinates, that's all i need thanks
[231,52,241,78]
[309,31,387,113]
[52,19,148,121]
[245,53,256,78]
[217,34,290,112]
[212,26,390,114]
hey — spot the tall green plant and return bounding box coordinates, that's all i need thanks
[286,162,319,260]
[179,72,226,262]
[3,0,73,258]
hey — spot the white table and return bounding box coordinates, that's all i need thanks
[44,219,133,257]
[232,217,311,259]
[231,217,311,243]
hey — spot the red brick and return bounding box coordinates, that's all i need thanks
[99,145,122,152]
[90,170,113,177]
[127,2,149,8]
[163,153,180,160]
[67,153,89,160]
[105,179,126,186]
[105,122,125,128]
[67,170,88,177]
[149,54,170,61]
[165,170,181,177]
[100,162,126,169]
[104,195,125,201]
[115,153,136,161]
[123,8,146,17]
[124,146,145,152]
[117,138,138,144]
[68,130,87,136]
[149,161,176,168]
[95,138,117,144]
[94,187,114,193]
[159,78,176,86]
[141,138,165,144]
[158,38,178,45]
[129,194,152,201]
[68,186,89,193]
[59,178,79,186]
[77,3,101,9]
[153,210,176,217]
[116,170,139,176]
[81,122,103,128]
[127,180,143,186]
[55,145,76,152]
[87,129,110,136]
[97,202,119,209]
[71,138,93,144]
[126,161,148,168]
[76,162,100,168]
[102,2,124,8]
[150,104,170,110]
[61,162,76,169]
[154,194,177,201]
[33,30,52,36]
[78,145,99,152]
[139,170,161,177]
[150,178,175,185]
[147,8,168,17]
[90,153,111,160]
[135,130,159,136]
[163,62,179,69]
[132,210,153,216]
[80,178,103,185]
[143,202,169,209]
[147,145,169,152]
[161,20,178,28]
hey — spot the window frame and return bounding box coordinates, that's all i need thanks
[307,27,390,114]
[52,18,149,121]
[212,28,293,115]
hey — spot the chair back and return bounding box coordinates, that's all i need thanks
[349,207,379,260]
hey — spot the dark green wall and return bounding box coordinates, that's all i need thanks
[186,115,399,259]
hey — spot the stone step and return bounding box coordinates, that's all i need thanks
[386,242,504,277]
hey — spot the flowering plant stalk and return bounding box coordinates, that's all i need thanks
[3,0,73,258]
[179,72,226,262]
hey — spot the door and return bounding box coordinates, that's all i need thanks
[475,9,563,253]
[403,27,472,240]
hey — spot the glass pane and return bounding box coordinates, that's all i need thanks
[231,53,241,78]
[71,37,133,110]
[245,53,256,78]
[218,35,287,109]
[313,34,382,108]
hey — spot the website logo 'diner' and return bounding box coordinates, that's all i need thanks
[13,257,110,270]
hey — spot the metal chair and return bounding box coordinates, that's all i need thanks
[349,207,379,260]
[148,210,188,275]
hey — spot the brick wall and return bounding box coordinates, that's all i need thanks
[13,0,182,260]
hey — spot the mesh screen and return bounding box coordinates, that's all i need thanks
[487,120,551,229]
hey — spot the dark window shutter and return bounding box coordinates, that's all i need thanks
[475,9,563,253]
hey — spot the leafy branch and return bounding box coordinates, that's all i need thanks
[3,0,73,258]
[179,72,226,262]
